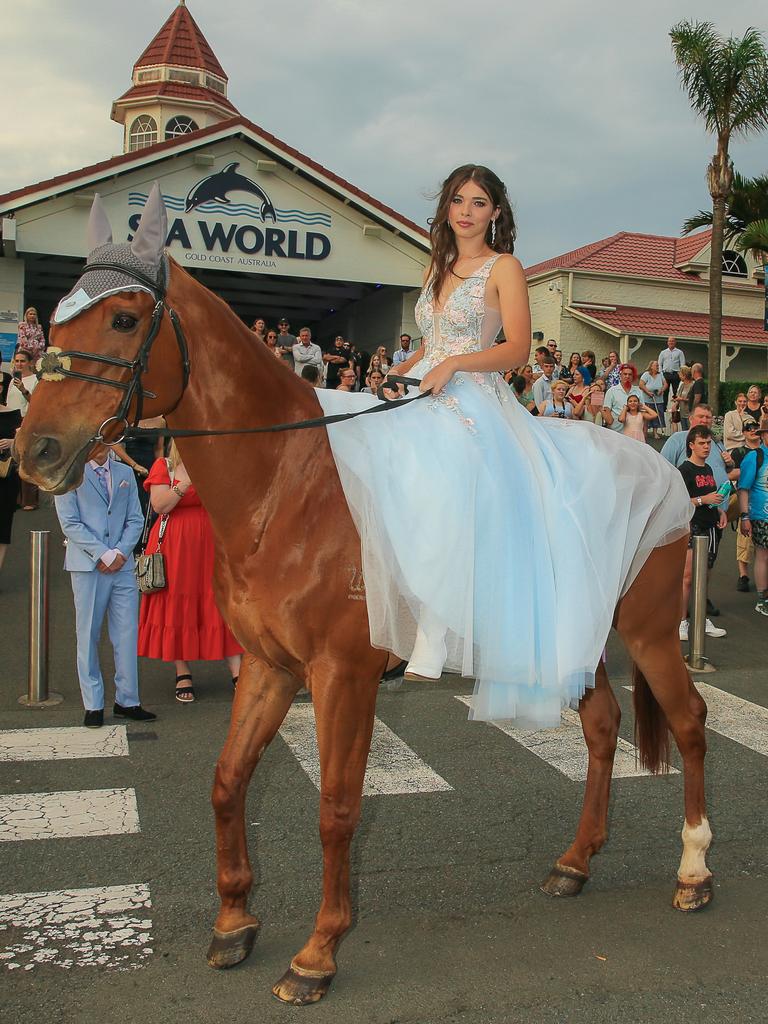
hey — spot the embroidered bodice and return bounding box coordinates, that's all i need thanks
[415,254,503,369]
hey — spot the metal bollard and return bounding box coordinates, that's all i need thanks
[19,531,63,707]
[686,533,715,673]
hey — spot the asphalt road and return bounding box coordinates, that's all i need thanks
[1,502,767,1024]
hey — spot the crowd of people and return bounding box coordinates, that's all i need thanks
[248,315,414,392]
[506,336,714,444]
[2,305,767,724]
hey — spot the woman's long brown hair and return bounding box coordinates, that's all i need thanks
[427,165,517,304]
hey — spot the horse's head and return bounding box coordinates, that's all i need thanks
[16,185,188,494]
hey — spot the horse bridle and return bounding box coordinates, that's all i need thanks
[39,261,430,449]
[41,261,190,446]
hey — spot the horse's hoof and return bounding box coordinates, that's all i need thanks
[206,921,260,969]
[672,875,713,912]
[272,962,336,1005]
[540,863,590,898]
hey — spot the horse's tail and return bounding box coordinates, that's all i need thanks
[632,663,670,775]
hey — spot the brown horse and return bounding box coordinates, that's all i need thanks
[15,198,712,1005]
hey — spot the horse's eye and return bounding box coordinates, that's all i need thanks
[112,313,137,332]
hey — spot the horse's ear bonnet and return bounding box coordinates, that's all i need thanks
[52,183,169,324]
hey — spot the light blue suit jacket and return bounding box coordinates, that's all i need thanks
[55,458,144,572]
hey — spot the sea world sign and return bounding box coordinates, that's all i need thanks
[127,163,332,271]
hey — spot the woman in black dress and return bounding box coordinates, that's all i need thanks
[0,407,21,574]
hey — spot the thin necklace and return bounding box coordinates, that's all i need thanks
[450,250,494,281]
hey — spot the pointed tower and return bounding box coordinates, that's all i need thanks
[111,0,238,153]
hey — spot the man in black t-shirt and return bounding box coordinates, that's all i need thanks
[678,424,728,641]
[323,335,349,390]
[688,363,707,411]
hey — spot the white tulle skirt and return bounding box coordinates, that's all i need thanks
[318,372,691,727]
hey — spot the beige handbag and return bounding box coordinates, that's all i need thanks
[135,507,169,594]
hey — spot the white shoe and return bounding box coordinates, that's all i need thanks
[678,619,689,641]
[705,618,727,638]
[404,609,447,681]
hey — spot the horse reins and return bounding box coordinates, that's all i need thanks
[40,261,432,449]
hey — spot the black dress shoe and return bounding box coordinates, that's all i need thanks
[113,703,157,721]
[84,709,104,728]
[706,598,720,617]
[737,575,750,592]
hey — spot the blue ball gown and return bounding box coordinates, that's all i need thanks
[317,255,692,727]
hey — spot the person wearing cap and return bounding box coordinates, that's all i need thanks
[323,335,350,391]
[276,318,297,370]
[730,419,763,591]
[601,363,643,431]
[737,418,768,616]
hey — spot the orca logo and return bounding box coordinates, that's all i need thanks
[185,161,277,222]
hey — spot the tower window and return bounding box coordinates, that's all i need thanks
[129,115,158,151]
[165,115,199,139]
[722,250,748,277]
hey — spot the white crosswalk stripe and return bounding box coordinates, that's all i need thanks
[625,681,768,756]
[454,695,678,780]
[279,704,453,795]
[0,788,140,843]
[0,884,152,972]
[0,726,129,762]
[0,725,151,973]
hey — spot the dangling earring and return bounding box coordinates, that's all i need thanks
[491,219,497,246]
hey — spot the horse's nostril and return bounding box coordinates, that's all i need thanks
[30,436,61,465]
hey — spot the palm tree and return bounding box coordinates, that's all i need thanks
[738,220,768,260]
[670,21,768,413]
[683,171,768,246]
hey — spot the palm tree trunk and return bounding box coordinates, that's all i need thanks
[708,194,725,414]
[706,145,733,416]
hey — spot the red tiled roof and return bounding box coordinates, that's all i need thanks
[572,304,767,345]
[0,117,429,243]
[675,229,712,265]
[115,81,238,115]
[525,230,713,282]
[135,2,227,80]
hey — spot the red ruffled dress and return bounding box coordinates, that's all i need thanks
[137,459,243,661]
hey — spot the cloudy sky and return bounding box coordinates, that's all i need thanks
[3,0,768,265]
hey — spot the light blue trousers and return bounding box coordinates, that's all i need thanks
[70,570,140,711]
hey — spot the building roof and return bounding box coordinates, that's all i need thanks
[114,80,238,115]
[570,303,766,346]
[525,229,714,282]
[674,229,712,266]
[0,116,429,246]
[134,1,227,80]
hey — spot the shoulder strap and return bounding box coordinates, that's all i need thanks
[757,448,764,473]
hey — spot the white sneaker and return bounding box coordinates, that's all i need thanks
[704,618,727,638]
[679,619,689,641]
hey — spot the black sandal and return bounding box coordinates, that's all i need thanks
[381,659,408,683]
[175,673,195,703]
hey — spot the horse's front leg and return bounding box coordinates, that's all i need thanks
[541,660,620,898]
[207,655,300,969]
[272,669,378,1005]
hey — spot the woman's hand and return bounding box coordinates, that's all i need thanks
[420,357,457,395]
[0,438,13,452]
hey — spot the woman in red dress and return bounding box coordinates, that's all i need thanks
[137,443,242,702]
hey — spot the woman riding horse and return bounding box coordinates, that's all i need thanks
[14,182,712,1005]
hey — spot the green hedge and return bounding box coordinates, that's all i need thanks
[719,380,767,410]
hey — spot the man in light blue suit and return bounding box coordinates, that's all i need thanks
[55,446,156,728]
